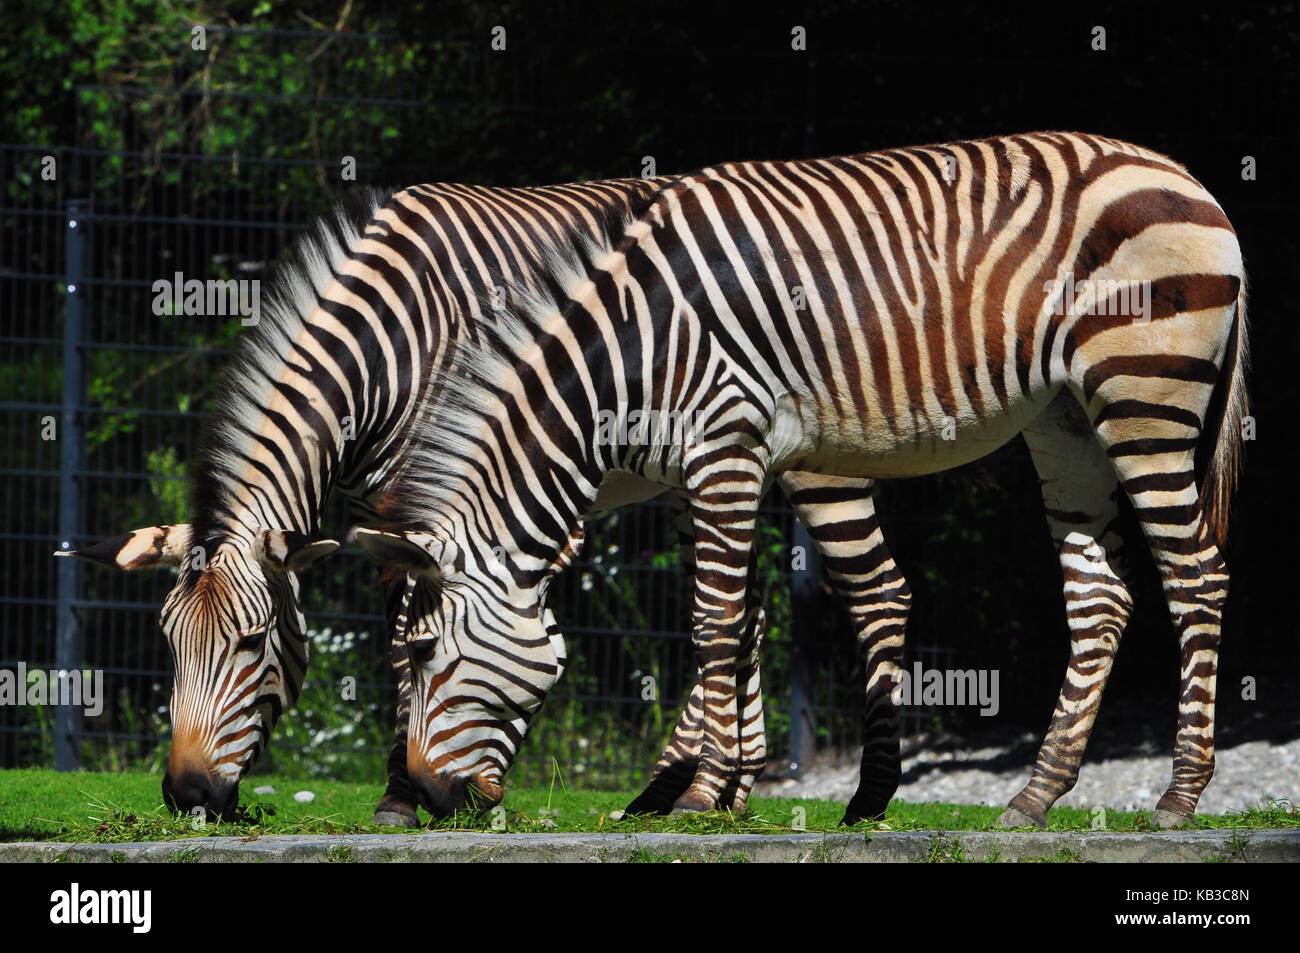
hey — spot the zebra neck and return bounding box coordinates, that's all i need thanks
[333,390,426,519]
[190,188,408,543]
[196,324,426,543]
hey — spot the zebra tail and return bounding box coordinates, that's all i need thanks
[1200,272,1250,550]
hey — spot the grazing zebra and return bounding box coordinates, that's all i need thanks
[52,177,902,822]
[360,131,1248,829]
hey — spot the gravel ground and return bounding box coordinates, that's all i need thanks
[756,734,1299,815]
[757,689,1300,814]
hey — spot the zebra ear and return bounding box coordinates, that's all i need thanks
[256,530,341,574]
[54,525,192,570]
[355,528,457,577]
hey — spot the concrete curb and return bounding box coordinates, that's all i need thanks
[2,829,1296,862]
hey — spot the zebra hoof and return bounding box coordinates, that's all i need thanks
[841,796,889,826]
[623,787,681,817]
[1149,807,1193,830]
[624,763,699,816]
[372,806,420,828]
[841,808,886,826]
[997,805,1046,829]
[718,796,749,815]
[669,793,716,815]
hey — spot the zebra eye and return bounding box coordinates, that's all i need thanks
[238,625,268,651]
[408,636,436,665]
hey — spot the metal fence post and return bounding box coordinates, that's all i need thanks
[55,198,88,771]
[787,520,819,779]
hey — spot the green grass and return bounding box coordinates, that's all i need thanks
[1,768,1294,843]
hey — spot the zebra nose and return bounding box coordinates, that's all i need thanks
[163,769,239,820]
[163,768,211,813]
[411,770,468,818]
[411,769,503,818]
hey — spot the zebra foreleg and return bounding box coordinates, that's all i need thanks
[623,682,707,815]
[670,456,766,814]
[716,582,768,812]
[624,548,767,815]
[624,489,767,815]
[831,512,908,824]
[781,473,909,824]
[624,493,710,815]
[372,578,421,828]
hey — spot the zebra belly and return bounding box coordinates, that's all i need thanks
[771,387,1061,479]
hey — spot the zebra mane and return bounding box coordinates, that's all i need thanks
[380,204,641,533]
[192,187,397,544]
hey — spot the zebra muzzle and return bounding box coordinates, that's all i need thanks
[411,768,504,818]
[162,768,240,822]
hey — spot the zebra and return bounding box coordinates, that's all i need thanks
[52,177,904,823]
[359,131,1248,829]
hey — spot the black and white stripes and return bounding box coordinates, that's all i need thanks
[366,132,1247,827]
[63,175,910,823]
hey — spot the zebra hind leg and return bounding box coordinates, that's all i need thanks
[1147,518,1227,829]
[1074,293,1239,828]
[1110,459,1227,830]
[999,531,1131,827]
[1001,393,1133,828]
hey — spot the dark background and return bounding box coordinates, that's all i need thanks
[1,1,1295,782]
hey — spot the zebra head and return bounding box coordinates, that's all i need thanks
[356,523,583,817]
[58,524,339,820]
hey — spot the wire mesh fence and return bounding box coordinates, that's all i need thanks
[0,28,876,787]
